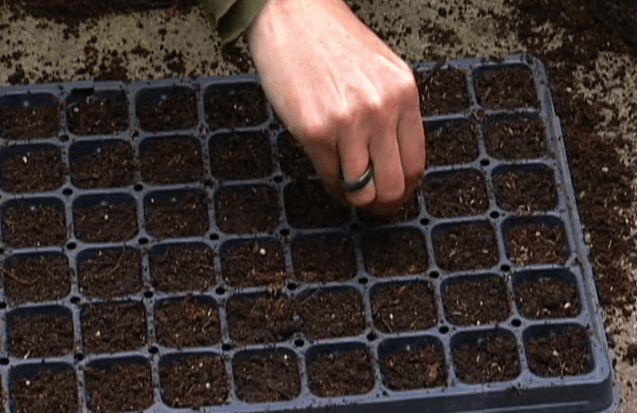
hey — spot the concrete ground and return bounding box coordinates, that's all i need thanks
[1,0,636,411]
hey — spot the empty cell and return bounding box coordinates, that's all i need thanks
[137,87,197,131]
[2,253,71,304]
[484,117,547,160]
[0,94,59,140]
[11,367,78,413]
[221,239,287,287]
[284,180,350,228]
[298,288,366,340]
[380,338,447,390]
[515,271,581,319]
[70,140,136,188]
[363,228,428,277]
[443,275,511,326]
[292,234,356,283]
[415,67,470,116]
[8,308,73,358]
[74,195,138,242]
[477,66,540,109]
[308,347,375,397]
[453,332,520,383]
[424,170,488,218]
[205,84,267,129]
[233,350,301,402]
[154,296,220,348]
[433,222,499,271]
[371,281,437,333]
[505,220,568,265]
[2,200,66,247]
[85,359,153,413]
[140,136,204,184]
[525,326,593,377]
[145,190,209,238]
[67,90,129,135]
[159,354,228,408]
[150,244,216,292]
[215,185,280,233]
[81,301,147,353]
[226,293,298,344]
[493,167,557,212]
[0,144,64,193]
[78,248,143,298]
[425,120,479,166]
[277,130,315,178]
[209,132,273,180]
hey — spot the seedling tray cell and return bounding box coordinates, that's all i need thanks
[0,55,618,413]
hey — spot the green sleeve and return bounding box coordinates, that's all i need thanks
[199,0,268,43]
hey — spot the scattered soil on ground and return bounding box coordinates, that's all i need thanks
[233,351,301,402]
[493,168,557,212]
[221,239,287,287]
[2,254,71,304]
[381,343,447,390]
[74,202,138,242]
[292,234,356,283]
[9,311,73,358]
[85,361,153,413]
[11,369,78,413]
[150,245,216,292]
[78,249,142,298]
[484,118,547,160]
[477,66,540,109]
[138,92,197,132]
[526,327,592,377]
[81,301,147,353]
[362,228,428,276]
[425,121,479,166]
[505,222,568,265]
[209,133,272,179]
[71,140,136,188]
[284,179,350,228]
[160,354,228,408]
[2,203,66,247]
[0,104,59,140]
[453,334,520,383]
[140,136,204,184]
[145,191,209,238]
[416,67,470,116]
[424,171,488,217]
[371,281,438,333]
[444,275,511,326]
[155,296,220,348]
[67,92,128,135]
[215,185,280,233]
[205,86,268,129]
[515,276,581,319]
[433,222,499,271]
[623,343,637,366]
[298,289,366,340]
[1,148,64,193]
[308,349,375,397]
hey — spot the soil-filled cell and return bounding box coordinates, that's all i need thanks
[292,235,356,283]
[233,350,301,403]
[443,275,511,326]
[70,140,136,188]
[2,254,71,304]
[493,168,557,212]
[371,281,437,333]
[1,103,59,140]
[85,361,153,413]
[380,341,447,390]
[221,239,287,287]
[515,274,581,319]
[11,369,78,413]
[67,91,129,135]
[363,228,428,277]
[138,89,197,131]
[277,130,315,178]
[150,245,216,292]
[205,86,267,129]
[8,310,73,358]
[284,180,350,228]
[506,222,568,265]
[434,223,499,271]
[484,118,547,160]
[215,185,280,233]
[145,191,209,238]
[155,296,221,348]
[424,171,488,218]
[81,301,147,353]
[525,327,593,377]
[416,68,470,116]
[477,66,540,109]
[298,289,366,340]
[425,121,479,166]
[160,354,228,408]
[2,202,66,247]
[78,249,142,298]
[209,133,272,179]
[74,199,138,243]
[453,333,520,383]
[226,294,298,344]
[308,348,375,397]
[1,146,64,193]
[140,136,204,184]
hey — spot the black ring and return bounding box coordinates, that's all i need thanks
[341,163,374,192]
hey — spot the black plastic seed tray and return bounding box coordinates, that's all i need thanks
[0,54,619,413]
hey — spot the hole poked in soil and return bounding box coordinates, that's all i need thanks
[66,90,129,135]
[70,140,136,188]
[291,234,356,283]
[371,281,437,333]
[137,86,197,132]
[221,239,287,288]
[154,295,221,348]
[524,325,593,377]
[284,180,350,228]
[226,293,298,344]
[140,136,204,184]
[433,222,499,272]
[159,353,228,408]
[277,130,315,179]
[81,301,147,353]
[73,194,138,243]
[145,190,209,238]
[215,185,280,233]
[233,349,301,403]
[78,248,142,298]
[307,345,375,397]
[204,83,268,129]
[452,331,520,383]
[1,199,66,247]
[150,243,216,292]
[209,132,273,180]
[476,65,540,109]
[415,67,470,116]
[8,306,74,358]
[10,366,78,413]
[2,253,71,304]
[505,218,569,265]
[425,120,479,166]
[514,270,581,319]
[0,144,65,193]
[362,228,428,277]
[0,94,59,140]
[424,170,488,218]
[379,336,447,390]
[297,288,366,340]
[443,274,511,326]
[493,166,557,212]
[484,116,547,160]
[85,358,153,413]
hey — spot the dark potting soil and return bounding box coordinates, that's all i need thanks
[298,289,366,340]
[140,136,204,184]
[434,223,499,271]
[81,301,147,353]
[526,328,592,377]
[160,354,228,408]
[424,171,488,217]
[11,369,78,413]
[215,185,280,233]
[284,179,350,228]
[453,334,520,383]
[0,104,59,140]
[308,349,375,397]
[138,92,197,132]
[145,191,209,238]
[2,204,66,247]
[363,228,428,277]
[78,249,142,298]
[381,343,447,390]
[74,202,138,242]
[1,148,64,193]
[2,254,71,304]
[9,312,73,358]
[515,276,580,319]
[371,281,437,333]
[233,351,301,403]
[425,121,479,166]
[205,86,268,129]
[623,343,637,366]
[493,168,557,212]
[154,296,221,348]
[484,118,547,160]
[506,222,568,265]
[444,275,511,326]
[209,133,273,179]
[416,67,470,116]
[221,239,287,287]
[85,362,153,413]
[150,245,216,292]
[477,66,540,109]
[71,140,136,188]
[291,235,356,283]
[67,92,128,135]
[226,294,298,344]
[277,131,315,178]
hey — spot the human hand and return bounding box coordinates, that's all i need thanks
[246,0,425,216]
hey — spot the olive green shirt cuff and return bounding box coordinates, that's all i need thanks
[200,0,268,43]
